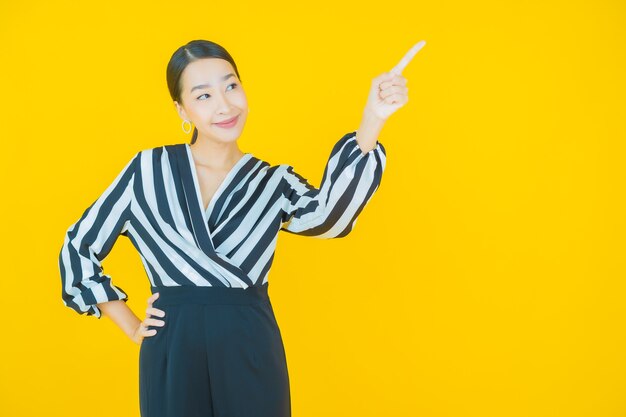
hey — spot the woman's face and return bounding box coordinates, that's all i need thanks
[175,58,248,144]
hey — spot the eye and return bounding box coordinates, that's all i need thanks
[196,83,238,100]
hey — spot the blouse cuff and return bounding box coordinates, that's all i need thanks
[68,278,129,319]
[350,131,385,158]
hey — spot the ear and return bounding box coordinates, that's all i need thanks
[173,101,189,121]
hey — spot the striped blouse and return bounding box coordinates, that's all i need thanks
[58,131,387,318]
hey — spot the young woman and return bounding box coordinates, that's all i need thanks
[58,39,421,417]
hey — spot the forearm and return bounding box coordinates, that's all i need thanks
[96,300,142,340]
[356,109,385,155]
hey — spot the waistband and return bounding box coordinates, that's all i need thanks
[150,283,270,306]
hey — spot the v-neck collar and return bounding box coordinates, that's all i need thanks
[183,143,252,227]
[173,143,256,288]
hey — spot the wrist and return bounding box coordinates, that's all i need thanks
[362,107,386,127]
[356,110,385,154]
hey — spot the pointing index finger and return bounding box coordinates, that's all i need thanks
[390,40,426,75]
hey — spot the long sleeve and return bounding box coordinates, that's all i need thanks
[280,131,387,238]
[58,152,139,318]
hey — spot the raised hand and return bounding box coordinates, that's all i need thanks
[363,40,426,122]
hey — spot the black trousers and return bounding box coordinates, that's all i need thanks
[139,283,291,417]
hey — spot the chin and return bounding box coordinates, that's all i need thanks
[209,127,244,141]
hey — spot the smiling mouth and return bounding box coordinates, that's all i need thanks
[214,115,239,125]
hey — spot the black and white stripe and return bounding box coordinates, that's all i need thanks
[59,131,387,318]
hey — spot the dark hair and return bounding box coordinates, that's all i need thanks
[166,40,243,144]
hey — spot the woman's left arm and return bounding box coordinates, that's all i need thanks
[279,131,386,238]
[279,41,426,238]
[356,40,427,152]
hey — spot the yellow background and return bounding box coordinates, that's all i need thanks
[1,0,625,416]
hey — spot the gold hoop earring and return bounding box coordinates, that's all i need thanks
[182,120,192,134]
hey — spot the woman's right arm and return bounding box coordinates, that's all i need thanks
[97,293,165,345]
[58,152,139,319]
[97,300,142,341]
[58,151,165,343]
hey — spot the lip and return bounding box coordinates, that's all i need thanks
[213,114,239,128]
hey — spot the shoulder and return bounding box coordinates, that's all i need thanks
[254,158,293,179]
[136,143,185,154]
[233,153,289,179]
[132,143,187,160]
[122,144,184,174]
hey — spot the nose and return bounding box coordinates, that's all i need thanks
[214,91,234,113]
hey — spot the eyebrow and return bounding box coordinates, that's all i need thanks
[190,73,236,93]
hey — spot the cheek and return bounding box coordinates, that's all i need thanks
[191,102,215,118]
[233,90,248,108]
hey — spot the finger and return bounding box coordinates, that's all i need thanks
[143,328,158,337]
[138,322,154,336]
[380,75,407,90]
[390,40,426,75]
[147,307,166,317]
[147,292,159,304]
[379,85,408,100]
[145,317,165,327]
[383,92,406,105]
